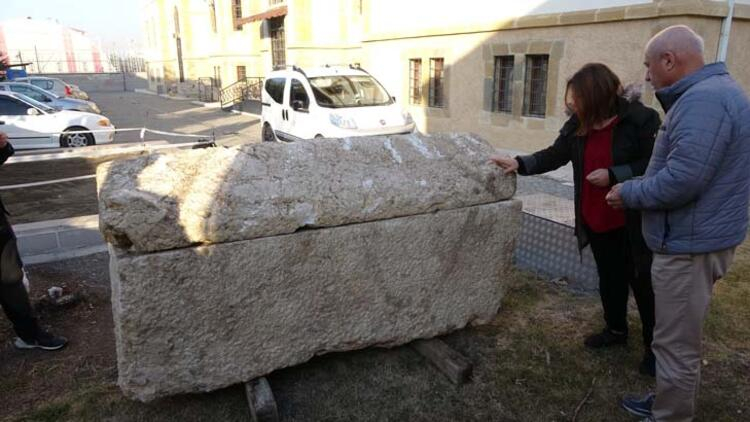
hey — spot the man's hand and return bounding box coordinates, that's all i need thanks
[586,168,610,187]
[489,154,519,174]
[606,183,624,209]
[0,131,7,149]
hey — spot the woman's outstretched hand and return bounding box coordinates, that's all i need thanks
[489,155,519,175]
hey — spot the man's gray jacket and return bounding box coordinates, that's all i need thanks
[621,62,750,254]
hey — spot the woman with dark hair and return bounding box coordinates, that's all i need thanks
[491,63,660,376]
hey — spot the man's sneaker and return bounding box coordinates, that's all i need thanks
[621,392,655,418]
[584,328,627,349]
[639,350,656,377]
[14,331,68,351]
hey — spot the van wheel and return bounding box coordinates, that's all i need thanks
[262,123,276,143]
[61,126,95,148]
[314,134,324,139]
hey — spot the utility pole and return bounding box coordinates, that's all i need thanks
[717,0,736,62]
[34,46,41,73]
[120,57,127,92]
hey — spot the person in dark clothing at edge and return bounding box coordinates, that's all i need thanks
[490,63,661,376]
[0,130,67,351]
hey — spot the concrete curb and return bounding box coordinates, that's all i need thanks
[15,215,106,265]
[134,88,192,101]
[229,109,262,118]
[190,100,222,108]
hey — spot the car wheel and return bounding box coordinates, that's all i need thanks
[314,134,324,139]
[262,123,276,143]
[61,126,95,148]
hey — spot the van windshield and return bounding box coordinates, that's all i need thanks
[309,75,392,108]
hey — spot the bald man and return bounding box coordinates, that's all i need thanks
[607,25,750,421]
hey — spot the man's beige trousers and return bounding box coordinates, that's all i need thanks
[651,247,735,422]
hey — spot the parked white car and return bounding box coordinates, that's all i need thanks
[261,65,415,142]
[0,82,101,114]
[0,92,114,149]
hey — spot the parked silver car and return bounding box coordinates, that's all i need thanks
[0,82,101,114]
[13,76,90,100]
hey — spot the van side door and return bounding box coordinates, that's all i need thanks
[287,78,314,140]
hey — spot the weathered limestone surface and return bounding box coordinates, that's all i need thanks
[110,200,521,401]
[100,133,522,401]
[97,133,515,253]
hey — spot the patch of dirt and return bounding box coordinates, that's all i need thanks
[0,253,115,421]
[0,253,747,422]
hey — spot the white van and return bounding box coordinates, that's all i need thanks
[261,65,415,142]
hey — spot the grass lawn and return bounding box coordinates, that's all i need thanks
[1,241,748,422]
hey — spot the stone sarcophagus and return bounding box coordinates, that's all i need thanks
[97,133,521,402]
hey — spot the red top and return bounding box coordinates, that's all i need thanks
[582,117,625,233]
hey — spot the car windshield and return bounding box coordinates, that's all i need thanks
[13,93,58,113]
[309,75,392,108]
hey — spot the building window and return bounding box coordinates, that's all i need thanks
[493,56,514,113]
[270,18,286,68]
[409,59,422,105]
[523,55,549,117]
[209,1,217,33]
[232,0,243,31]
[429,58,444,108]
[270,0,284,5]
[236,65,246,81]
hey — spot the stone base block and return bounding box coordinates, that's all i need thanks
[110,200,521,401]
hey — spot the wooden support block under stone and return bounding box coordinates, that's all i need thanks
[411,338,473,385]
[244,377,279,422]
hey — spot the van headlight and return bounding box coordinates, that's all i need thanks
[330,113,357,129]
[402,111,414,125]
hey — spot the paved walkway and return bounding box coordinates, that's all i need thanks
[90,91,262,147]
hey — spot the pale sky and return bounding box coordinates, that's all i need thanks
[1,0,144,51]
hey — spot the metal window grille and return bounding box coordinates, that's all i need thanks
[409,59,422,105]
[523,55,549,117]
[493,56,514,113]
[429,58,444,108]
[270,18,286,68]
[233,0,243,31]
